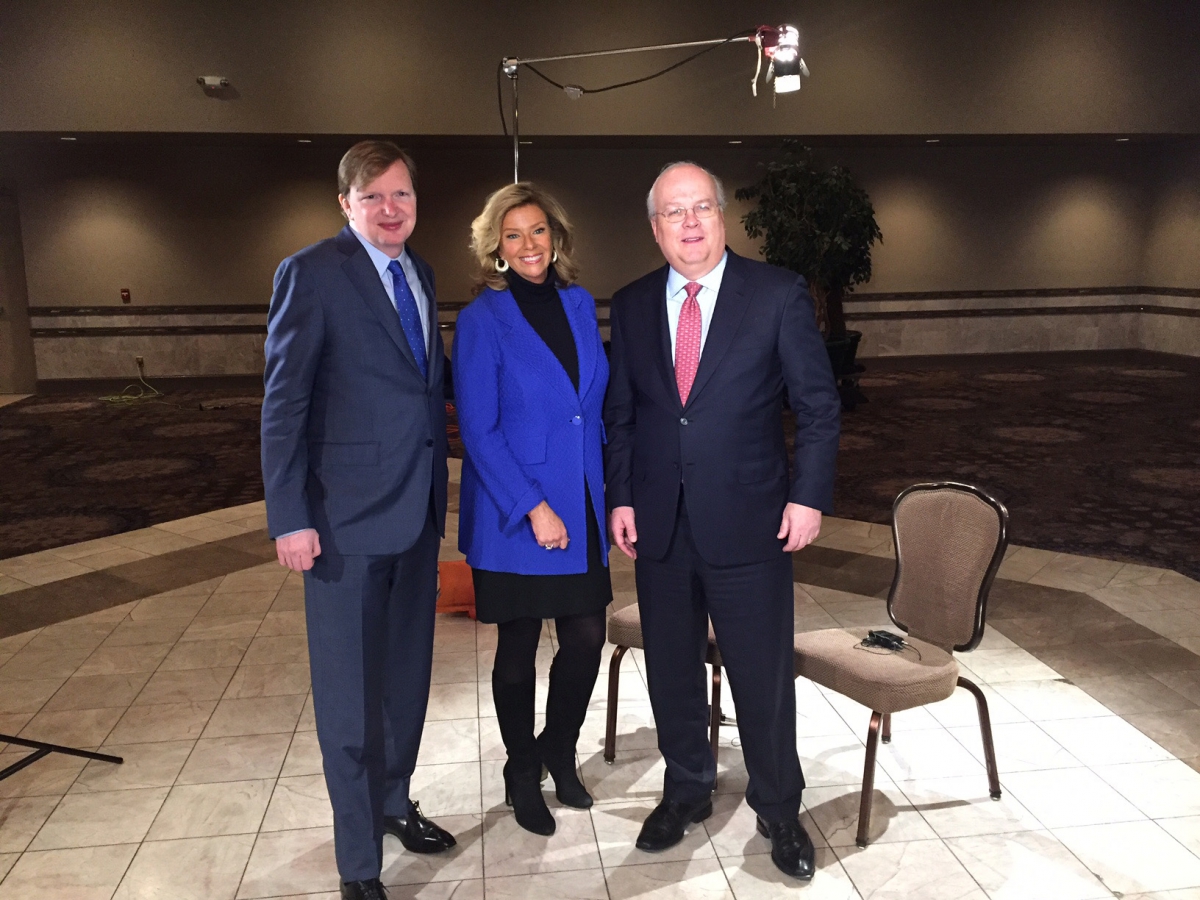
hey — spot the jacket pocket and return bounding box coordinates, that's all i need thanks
[312,441,380,467]
[737,457,785,484]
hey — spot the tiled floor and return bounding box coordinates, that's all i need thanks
[3,460,1200,898]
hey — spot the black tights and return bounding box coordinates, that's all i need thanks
[492,611,607,766]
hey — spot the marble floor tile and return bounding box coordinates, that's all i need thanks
[1093,759,1200,818]
[202,693,305,738]
[179,614,263,643]
[75,642,173,677]
[1072,673,1197,716]
[944,830,1112,900]
[1001,767,1145,829]
[721,847,862,899]
[416,717,480,766]
[960,649,1061,683]
[0,852,14,881]
[158,638,251,672]
[834,838,988,900]
[1054,820,1200,894]
[25,621,116,652]
[0,749,86,798]
[409,760,482,817]
[281,730,324,778]
[223,662,311,699]
[576,747,667,805]
[148,778,274,839]
[1028,554,1124,592]
[176,733,292,784]
[29,785,169,850]
[797,733,872,789]
[19,706,123,748]
[101,618,191,648]
[70,740,194,793]
[240,634,310,667]
[197,592,277,619]
[1,648,92,681]
[0,794,61,852]
[0,677,65,714]
[577,706,658,758]
[609,855,734,900]
[480,808,601,877]
[805,781,936,847]
[42,672,150,711]
[896,775,1043,838]
[482,868,607,900]
[0,843,139,900]
[113,833,256,900]
[257,610,307,636]
[260,773,331,831]
[591,797,718,867]
[990,679,1114,721]
[1158,816,1200,859]
[426,681,480,721]
[431,651,481,686]
[1126,709,1200,760]
[133,666,236,705]
[105,700,217,745]
[996,548,1057,582]
[1039,715,1175,766]
[128,593,210,622]
[948,721,1081,774]
[703,793,784,859]
[874,728,986,783]
[236,826,339,899]
[382,813,484,887]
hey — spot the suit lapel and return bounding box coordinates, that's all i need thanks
[644,268,681,412]
[336,227,422,376]
[407,247,440,387]
[684,251,752,410]
[564,286,597,401]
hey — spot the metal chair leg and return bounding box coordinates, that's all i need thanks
[857,711,882,848]
[881,712,892,744]
[603,645,629,764]
[958,676,1001,799]
[709,663,722,765]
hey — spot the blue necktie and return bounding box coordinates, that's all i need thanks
[387,259,428,379]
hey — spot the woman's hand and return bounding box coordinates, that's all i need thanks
[529,501,570,550]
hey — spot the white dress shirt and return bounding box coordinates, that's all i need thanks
[350,225,431,350]
[665,250,728,364]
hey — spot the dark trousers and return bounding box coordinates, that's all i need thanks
[303,512,440,882]
[635,498,804,822]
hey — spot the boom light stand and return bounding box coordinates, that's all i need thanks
[0,734,123,781]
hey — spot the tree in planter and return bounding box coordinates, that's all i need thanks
[736,144,882,340]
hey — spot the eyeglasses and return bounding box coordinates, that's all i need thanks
[655,202,720,224]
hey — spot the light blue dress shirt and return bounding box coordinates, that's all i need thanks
[665,250,728,364]
[350,225,431,350]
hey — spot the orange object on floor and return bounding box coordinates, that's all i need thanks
[436,560,476,618]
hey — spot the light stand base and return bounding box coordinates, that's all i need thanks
[0,734,123,782]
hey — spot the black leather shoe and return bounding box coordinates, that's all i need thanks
[756,816,815,880]
[382,801,456,853]
[635,797,713,851]
[341,879,388,900]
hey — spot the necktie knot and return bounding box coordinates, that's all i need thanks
[684,281,702,302]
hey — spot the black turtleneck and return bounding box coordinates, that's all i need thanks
[507,270,579,391]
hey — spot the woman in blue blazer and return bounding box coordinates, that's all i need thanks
[453,183,611,836]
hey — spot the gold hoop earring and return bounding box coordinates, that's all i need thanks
[494,257,510,273]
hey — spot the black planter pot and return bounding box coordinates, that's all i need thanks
[824,329,867,411]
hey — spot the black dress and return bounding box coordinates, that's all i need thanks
[471,271,613,624]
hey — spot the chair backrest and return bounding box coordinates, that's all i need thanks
[887,483,1008,652]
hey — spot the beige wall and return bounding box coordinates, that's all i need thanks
[1,139,1180,312]
[1,0,1199,137]
[0,195,37,391]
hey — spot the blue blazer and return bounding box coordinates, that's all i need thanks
[452,283,609,575]
[261,226,448,555]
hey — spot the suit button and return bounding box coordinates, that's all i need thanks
[680,417,688,425]
[572,415,581,425]
[425,439,434,447]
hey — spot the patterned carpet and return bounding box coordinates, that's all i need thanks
[2,351,1197,580]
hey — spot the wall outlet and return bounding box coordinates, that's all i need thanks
[121,288,131,303]
[135,356,144,373]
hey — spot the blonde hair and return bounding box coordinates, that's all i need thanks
[470,182,579,292]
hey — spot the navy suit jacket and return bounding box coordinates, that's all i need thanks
[603,250,840,566]
[452,284,609,575]
[261,226,448,556]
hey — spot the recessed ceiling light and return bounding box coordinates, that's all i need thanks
[925,138,940,144]
[297,139,312,143]
[728,140,743,144]
[1115,137,1130,142]
[519,140,533,145]
[60,136,77,141]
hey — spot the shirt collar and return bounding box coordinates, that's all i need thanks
[350,224,405,278]
[666,249,729,300]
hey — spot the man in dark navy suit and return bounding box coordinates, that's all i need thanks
[261,141,454,900]
[604,161,841,881]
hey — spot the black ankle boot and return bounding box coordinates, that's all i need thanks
[536,733,593,809]
[503,759,555,835]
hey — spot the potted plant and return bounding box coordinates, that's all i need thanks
[736,143,882,408]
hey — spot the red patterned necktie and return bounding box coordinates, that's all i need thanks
[675,281,703,404]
